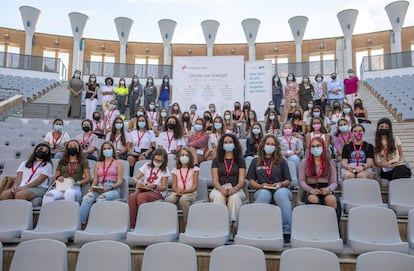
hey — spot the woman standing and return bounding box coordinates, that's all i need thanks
[85,74,99,120]
[0,143,53,201]
[144,76,157,111]
[129,148,170,228]
[209,133,246,234]
[272,74,283,114]
[313,73,327,114]
[247,134,292,244]
[42,140,91,204]
[166,148,199,224]
[79,141,123,226]
[283,73,299,122]
[157,75,172,111]
[128,75,143,120]
[101,77,115,113]
[114,78,129,118]
[299,74,314,111]
[67,70,84,118]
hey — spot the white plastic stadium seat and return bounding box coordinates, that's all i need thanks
[280,247,340,271]
[209,244,266,271]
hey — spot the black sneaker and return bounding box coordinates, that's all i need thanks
[283,234,291,244]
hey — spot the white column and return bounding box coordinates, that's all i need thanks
[19,6,41,70]
[288,16,308,75]
[337,9,358,75]
[158,19,177,65]
[241,18,260,61]
[114,17,133,64]
[201,20,220,57]
[69,12,89,73]
[385,1,409,53]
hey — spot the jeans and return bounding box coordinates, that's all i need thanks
[116,95,127,115]
[273,95,282,115]
[254,188,292,234]
[129,92,140,118]
[158,100,169,111]
[79,183,120,224]
[286,155,300,188]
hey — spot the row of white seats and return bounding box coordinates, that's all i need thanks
[4,239,414,271]
[0,200,413,255]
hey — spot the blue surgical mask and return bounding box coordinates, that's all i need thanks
[137,121,146,129]
[264,145,275,154]
[160,112,167,118]
[137,111,144,117]
[54,124,63,132]
[307,103,313,109]
[164,78,169,83]
[75,73,81,79]
[115,123,123,130]
[313,112,321,118]
[109,104,117,110]
[348,73,354,78]
[190,108,196,113]
[252,128,261,135]
[214,123,222,130]
[311,147,323,157]
[343,108,351,114]
[103,149,113,158]
[339,125,349,132]
[223,143,235,152]
[288,76,293,81]
[194,124,203,132]
[303,78,309,83]
[149,105,155,110]
[180,156,189,164]
[148,79,153,84]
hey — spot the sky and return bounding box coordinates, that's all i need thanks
[1,0,413,44]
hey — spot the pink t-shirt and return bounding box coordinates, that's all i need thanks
[171,166,200,193]
[97,159,119,183]
[344,76,359,95]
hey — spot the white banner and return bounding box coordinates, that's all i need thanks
[244,60,273,121]
[172,56,244,116]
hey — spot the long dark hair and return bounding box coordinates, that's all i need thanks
[164,116,183,139]
[375,117,396,154]
[265,110,280,131]
[257,134,282,166]
[98,141,118,161]
[149,148,168,171]
[216,133,243,164]
[60,139,85,166]
[26,143,51,168]
[272,74,282,88]
[109,116,127,146]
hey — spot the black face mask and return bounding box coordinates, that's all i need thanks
[331,76,337,80]
[243,105,250,110]
[355,103,362,107]
[82,126,91,133]
[93,116,100,121]
[35,151,49,160]
[334,106,340,110]
[234,105,241,110]
[67,147,78,156]
[378,128,389,136]
[167,123,176,130]
[182,116,190,121]
[204,116,211,121]
[292,114,301,119]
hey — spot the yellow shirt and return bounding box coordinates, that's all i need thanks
[114,86,129,96]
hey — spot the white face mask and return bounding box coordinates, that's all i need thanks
[153,161,162,168]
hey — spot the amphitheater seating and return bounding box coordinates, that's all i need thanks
[356,251,414,271]
[9,239,67,271]
[408,209,414,249]
[291,205,343,253]
[388,178,414,216]
[347,206,409,254]
[209,244,266,271]
[75,240,131,271]
[341,178,387,212]
[126,201,178,246]
[141,242,197,271]
[279,247,340,271]
[0,199,32,242]
[234,203,284,251]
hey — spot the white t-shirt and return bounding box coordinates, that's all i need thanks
[17,160,53,188]
[44,131,70,150]
[101,85,115,103]
[157,131,186,154]
[209,133,221,149]
[127,130,156,152]
[104,109,120,129]
[76,133,99,158]
[138,162,171,197]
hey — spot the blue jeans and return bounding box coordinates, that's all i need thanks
[273,94,282,115]
[254,188,292,234]
[158,99,169,111]
[79,183,120,224]
[286,155,300,188]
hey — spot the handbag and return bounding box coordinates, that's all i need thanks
[56,178,74,191]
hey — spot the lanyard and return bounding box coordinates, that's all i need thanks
[384,146,389,161]
[27,162,42,183]
[95,121,101,129]
[101,159,114,183]
[284,136,292,150]
[148,111,155,120]
[106,110,115,128]
[114,134,121,150]
[224,158,234,183]
[315,163,325,181]
[166,132,174,151]
[263,159,273,184]
[147,167,161,184]
[352,141,364,166]
[179,168,190,190]
[137,130,146,147]
[52,131,63,147]
[68,161,79,177]
[340,133,351,144]
[82,133,92,147]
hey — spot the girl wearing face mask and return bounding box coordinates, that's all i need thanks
[76,119,99,161]
[43,140,91,204]
[333,118,352,161]
[244,110,257,138]
[307,105,331,133]
[284,98,301,122]
[44,118,70,159]
[343,68,359,106]
[306,116,330,150]
[68,70,84,118]
[166,148,199,224]
[128,107,147,133]
[299,75,314,111]
[156,75,172,111]
[244,123,263,159]
[157,116,185,160]
[209,103,218,119]
[264,100,277,120]
[210,116,225,160]
[128,75,143,119]
[103,100,120,135]
[114,78,129,118]
[0,143,53,201]
[223,109,237,134]
[328,101,343,134]
[233,102,244,137]
[85,74,99,121]
[264,110,281,135]
[341,102,358,128]
[146,101,157,128]
[92,111,105,139]
[127,115,157,176]
[291,109,306,141]
[210,133,246,236]
[144,76,157,111]
[341,124,375,180]
[299,137,338,210]
[272,74,283,114]
[106,116,128,160]
[129,148,170,228]
[180,111,192,137]
[283,73,299,123]
[279,122,303,187]
[313,73,327,114]
[187,118,210,164]
[302,100,314,122]
[203,111,213,132]
[170,102,182,120]
[374,117,411,181]
[189,104,199,125]
[154,108,169,136]
[79,141,123,226]
[353,98,370,124]
[247,134,293,244]
[101,77,115,113]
